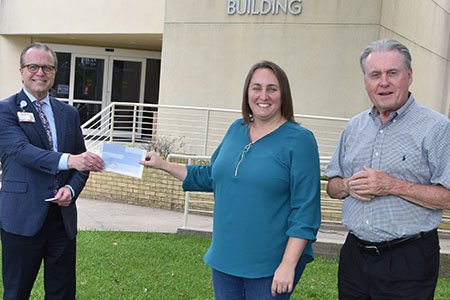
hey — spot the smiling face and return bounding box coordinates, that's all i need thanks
[247,67,283,124]
[20,47,56,100]
[363,49,412,121]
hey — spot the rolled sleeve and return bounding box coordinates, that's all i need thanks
[182,164,213,192]
[286,130,321,241]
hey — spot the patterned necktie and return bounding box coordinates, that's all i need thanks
[34,100,58,196]
[33,100,54,151]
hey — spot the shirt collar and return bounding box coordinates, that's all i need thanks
[395,93,415,117]
[22,88,51,106]
[368,92,415,122]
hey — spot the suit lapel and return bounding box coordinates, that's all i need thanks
[51,98,66,152]
[15,91,51,150]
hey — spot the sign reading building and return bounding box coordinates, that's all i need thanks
[227,0,303,15]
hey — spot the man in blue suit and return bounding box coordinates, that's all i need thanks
[0,43,104,299]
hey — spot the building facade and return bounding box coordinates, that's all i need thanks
[1,0,449,120]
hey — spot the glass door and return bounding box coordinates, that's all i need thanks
[107,58,146,141]
[49,44,160,142]
[110,59,142,104]
[52,53,107,127]
[73,56,106,126]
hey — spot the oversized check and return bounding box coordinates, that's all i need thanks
[100,143,146,178]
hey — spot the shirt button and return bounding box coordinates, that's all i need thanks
[375,152,379,156]
[379,130,384,133]
[365,220,370,225]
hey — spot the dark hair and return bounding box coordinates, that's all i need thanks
[20,42,58,70]
[360,39,411,74]
[241,60,295,125]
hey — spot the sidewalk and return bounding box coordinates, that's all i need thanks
[77,197,450,257]
[77,197,348,245]
[77,197,213,233]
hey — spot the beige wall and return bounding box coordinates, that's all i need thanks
[159,0,450,117]
[379,0,450,116]
[0,36,31,98]
[1,0,449,117]
[0,0,164,34]
[0,0,165,100]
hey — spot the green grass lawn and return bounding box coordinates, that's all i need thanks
[0,231,449,299]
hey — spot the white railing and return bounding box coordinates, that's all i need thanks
[167,154,450,233]
[81,102,349,164]
[167,153,343,229]
[81,102,349,227]
[166,154,213,231]
[82,102,242,155]
[78,102,450,233]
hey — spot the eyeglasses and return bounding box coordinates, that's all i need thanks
[22,64,56,74]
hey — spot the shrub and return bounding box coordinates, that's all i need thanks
[140,135,185,159]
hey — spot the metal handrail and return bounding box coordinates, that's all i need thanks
[81,102,350,159]
[166,153,450,233]
[167,153,340,230]
[80,102,350,229]
[167,154,212,230]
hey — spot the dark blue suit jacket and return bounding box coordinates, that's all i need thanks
[0,90,89,240]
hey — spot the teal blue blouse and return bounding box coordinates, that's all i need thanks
[183,119,321,278]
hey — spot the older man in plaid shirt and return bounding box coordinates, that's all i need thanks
[325,39,450,300]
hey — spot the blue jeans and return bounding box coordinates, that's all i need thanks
[211,255,308,300]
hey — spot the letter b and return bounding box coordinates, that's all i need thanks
[228,0,237,14]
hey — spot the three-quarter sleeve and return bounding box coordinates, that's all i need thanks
[286,129,321,241]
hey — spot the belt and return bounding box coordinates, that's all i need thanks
[351,229,437,255]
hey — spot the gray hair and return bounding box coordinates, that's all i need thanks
[20,42,58,70]
[359,39,411,74]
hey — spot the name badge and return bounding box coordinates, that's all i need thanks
[17,111,36,122]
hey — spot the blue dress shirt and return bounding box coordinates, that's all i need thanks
[23,88,74,196]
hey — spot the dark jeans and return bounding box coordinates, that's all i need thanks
[338,230,440,300]
[211,255,308,300]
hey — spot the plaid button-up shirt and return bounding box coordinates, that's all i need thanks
[325,94,450,242]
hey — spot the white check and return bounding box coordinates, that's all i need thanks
[100,143,146,179]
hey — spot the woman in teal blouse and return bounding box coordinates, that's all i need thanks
[141,61,321,299]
